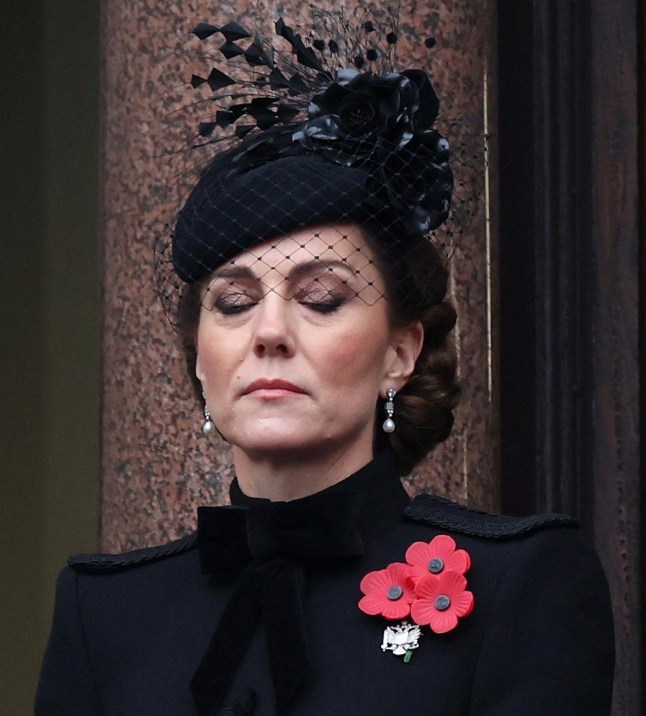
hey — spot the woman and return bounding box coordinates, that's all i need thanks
[36,15,614,716]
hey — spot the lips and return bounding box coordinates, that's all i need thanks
[241,378,307,397]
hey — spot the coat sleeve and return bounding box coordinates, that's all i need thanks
[469,528,615,715]
[35,567,101,714]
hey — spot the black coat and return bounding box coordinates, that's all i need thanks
[36,453,614,715]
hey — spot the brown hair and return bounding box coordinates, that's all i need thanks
[177,224,459,476]
[365,228,460,474]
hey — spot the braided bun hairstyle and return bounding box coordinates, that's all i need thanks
[364,226,460,475]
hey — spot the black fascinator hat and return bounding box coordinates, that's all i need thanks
[155,12,454,325]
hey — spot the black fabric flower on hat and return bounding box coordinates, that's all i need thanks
[369,131,453,234]
[294,68,439,154]
[290,67,450,234]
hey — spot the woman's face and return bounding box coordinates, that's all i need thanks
[195,224,421,470]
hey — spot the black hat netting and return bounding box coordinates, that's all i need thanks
[153,10,475,328]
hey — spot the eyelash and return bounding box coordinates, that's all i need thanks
[212,292,257,315]
[299,296,346,314]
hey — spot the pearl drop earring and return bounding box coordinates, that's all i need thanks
[382,388,397,433]
[202,392,215,435]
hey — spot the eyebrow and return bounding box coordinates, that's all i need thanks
[210,265,256,281]
[210,259,357,283]
[289,259,357,282]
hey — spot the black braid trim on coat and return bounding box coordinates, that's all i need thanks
[404,494,577,539]
[68,533,198,573]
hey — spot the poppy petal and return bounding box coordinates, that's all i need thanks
[405,541,430,565]
[441,570,467,592]
[427,534,457,561]
[429,609,458,634]
[358,593,388,615]
[382,600,412,620]
[410,598,436,626]
[413,573,442,600]
[453,590,475,617]
[359,569,390,593]
[444,549,471,574]
[385,562,412,581]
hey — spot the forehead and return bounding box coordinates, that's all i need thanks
[228,224,378,276]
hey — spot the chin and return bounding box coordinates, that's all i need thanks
[232,420,326,455]
[231,417,374,464]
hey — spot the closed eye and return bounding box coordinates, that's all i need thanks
[295,279,352,314]
[213,292,257,315]
[300,295,346,314]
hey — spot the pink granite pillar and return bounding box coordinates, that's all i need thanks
[100,0,497,551]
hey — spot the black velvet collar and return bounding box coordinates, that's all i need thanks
[192,451,409,716]
[227,449,410,541]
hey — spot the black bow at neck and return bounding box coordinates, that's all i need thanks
[191,451,409,716]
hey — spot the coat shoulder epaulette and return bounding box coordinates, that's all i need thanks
[404,494,577,539]
[67,532,198,574]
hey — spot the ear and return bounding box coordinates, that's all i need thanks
[195,350,205,384]
[381,321,424,395]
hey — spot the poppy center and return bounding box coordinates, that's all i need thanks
[387,585,403,600]
[434,594,451,611]
[428,557,444,573]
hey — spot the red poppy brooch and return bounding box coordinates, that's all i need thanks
[358,535,474,661]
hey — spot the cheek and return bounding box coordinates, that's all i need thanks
[196,328,236,391]
[315,327,390,383]
[200,350,239,392]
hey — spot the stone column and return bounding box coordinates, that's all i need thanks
[100,0,497,551]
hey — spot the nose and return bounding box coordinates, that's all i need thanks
[252,294,295,358]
